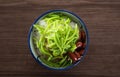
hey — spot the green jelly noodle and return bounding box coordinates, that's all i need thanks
[33,13,80,68]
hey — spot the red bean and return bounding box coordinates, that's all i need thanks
[82,43,86,49]
[68,52,78,62]
[80,30,86,43]
[78,50,84,56]
[76,42,82,47]
[74,52,81,59]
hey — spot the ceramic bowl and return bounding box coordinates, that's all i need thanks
[28,10,89,70]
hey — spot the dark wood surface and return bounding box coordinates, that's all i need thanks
[0,0,120,77]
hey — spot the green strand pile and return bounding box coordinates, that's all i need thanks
[33,13,79,68]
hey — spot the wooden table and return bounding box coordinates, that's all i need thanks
[0,0,120,77]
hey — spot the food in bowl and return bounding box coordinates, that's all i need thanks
[28,10,88,70]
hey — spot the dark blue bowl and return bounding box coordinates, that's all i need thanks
[28,10,89,70]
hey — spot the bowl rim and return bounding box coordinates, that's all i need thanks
[28,9,89,70]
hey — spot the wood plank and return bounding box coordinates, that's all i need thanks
[0,0,120,77]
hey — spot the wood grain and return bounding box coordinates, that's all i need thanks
[0,0,120,77]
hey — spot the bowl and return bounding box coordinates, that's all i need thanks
[28,10,89,70]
